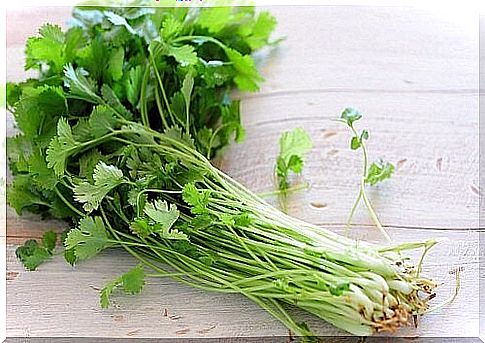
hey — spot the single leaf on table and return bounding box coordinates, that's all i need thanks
[365,160,395,186]
[65,216,109,260]
[15,230,57,271]
[275,128,312,212]
[100,265,146,308]
[278,128,313,165]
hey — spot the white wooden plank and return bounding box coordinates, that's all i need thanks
[220,92,479,229]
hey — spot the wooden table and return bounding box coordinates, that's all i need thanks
[6,5,480,339]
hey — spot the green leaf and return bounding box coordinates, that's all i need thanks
[182,72,194,114]
[160,15,183,41]
[100,265,145,308]
[78,149,104,181]
[25,24,65,72]
[144,200,179,230]
[64,64,102,104]
[100,279,118,309]
[101,84,133,120]
[121,264,146,294]
[65,216,109,260]
[350,136,361,150]
[182,183,211,215]
[164,126,196,149]
[13,86,66,145]
[240,11,277,50]
[278,128,312,166]
[41,230,57,251]
[224,48,263,92]
[287,155,304,174]
[365,160,395,186]
[108,47,124,81]
[16,240,51,271]
[89,105,117,137]
[73,162,125,212]
[130,218,152,238]
[28,149,58,190]
[341,107,362,127]
[168,45,198,66]
[7,175,46,215]
[46,117,81,176]
[196,7,232,33]
[125,65,144,107]
[15,230,57,271]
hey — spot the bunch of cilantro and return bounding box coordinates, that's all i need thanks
[7,5,439,337]
[7,5,276,219]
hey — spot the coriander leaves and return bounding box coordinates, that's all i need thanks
[65,216,109,261]
[100,265,146,308]
[275,128,312,212]
[339,108,395,241]
[15,230,57,271]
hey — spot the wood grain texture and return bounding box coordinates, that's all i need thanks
[5,5,480,339]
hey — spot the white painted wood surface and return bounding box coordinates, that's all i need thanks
[6,5,480,339]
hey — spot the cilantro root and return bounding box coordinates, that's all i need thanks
[7,6,439,338]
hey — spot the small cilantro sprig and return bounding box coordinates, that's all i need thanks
[339,108,394,242]
[15,230,57,271]
[100,264,146,308]
[275,128,312,212]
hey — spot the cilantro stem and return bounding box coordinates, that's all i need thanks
[258,182,309,198]
[172,35,227,50]
[347,124,391,243]
[154,83,169,130]
[149,54,180,128]
[139,65,150,127]
[54,186,84,217]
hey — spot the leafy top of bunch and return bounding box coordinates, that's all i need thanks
[7,5,277,219]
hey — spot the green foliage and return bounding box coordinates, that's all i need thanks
[340,108,394,242]
[100,265,145,308]
[65,216,109,260]
[365,160,395,186]
[275,128,312,211]
[16,230,57,271]
[73,162,126,212]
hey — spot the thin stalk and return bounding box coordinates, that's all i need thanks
[348,124,391,243]
[54,186,84,217]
